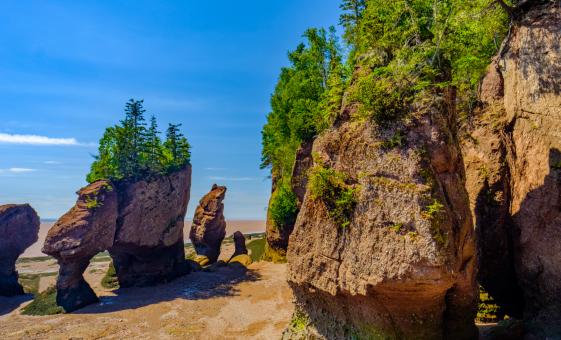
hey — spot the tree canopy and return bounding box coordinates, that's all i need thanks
[86,99,191,183]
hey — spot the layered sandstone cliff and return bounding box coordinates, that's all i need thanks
[461,3,561,336]
[285,88,477,339]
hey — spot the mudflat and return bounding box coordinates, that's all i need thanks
[23,221,265,258]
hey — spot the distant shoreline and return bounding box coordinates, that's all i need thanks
[24,220,266,258]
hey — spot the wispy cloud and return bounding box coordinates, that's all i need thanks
[0,133,81,146]
[0,167,36,173]
[207,176,256,181]
[205,167,227,171]
[43,160,62,165]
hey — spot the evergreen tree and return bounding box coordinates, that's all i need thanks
[164,123,191,170]
[120,99,148,177]
[145,115,163,173]
[339,0,366,53]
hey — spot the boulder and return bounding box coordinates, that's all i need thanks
[461,4,561,336]
[286,87,477,339]
[0,204,39,296]
[232,231,248,256]
[110,165,192,287]
[43,180,117,311]
[189,184,227,265]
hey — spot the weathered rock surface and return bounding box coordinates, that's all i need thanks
[286,89,477,339]
[0,204,39,296]
[266,140,313,258]
[461,4,561,336]
[43,165,192,311]
[232,231,248,257]
[43,180,117,311]
[189,184,227,265]
[110,165,192,287]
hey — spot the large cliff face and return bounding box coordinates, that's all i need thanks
[43,165,192,311]
[286,88,477,339]
[0,204,39,296]
[462,3,561,336]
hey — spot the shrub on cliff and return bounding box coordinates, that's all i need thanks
[269,182,299,232]
[309,164,358,228]
[86,99,191,183]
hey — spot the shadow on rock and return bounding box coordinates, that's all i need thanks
[0,294,32,316]
[73,264,261,314]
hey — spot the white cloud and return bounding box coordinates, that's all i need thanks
[44,160,62,165]
[0,133,79,146]
[207,176,256,181]
[0,168,36,173]
[205,167,227,171]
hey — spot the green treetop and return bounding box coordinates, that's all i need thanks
[86,99,191,183]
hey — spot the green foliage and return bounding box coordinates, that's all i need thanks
[86,99,191,183]
[381,131,406,149]
[21,286,64,316]
[341,0,509,121]
[101,262,119,289]
[423,199,445,219]
[261,27,345,187]
[269,182,299,232]
[84,196,101,209]
[309,165,357,228]
[477,285,503,323]
[247,237,266,262]
[288,310,310,333]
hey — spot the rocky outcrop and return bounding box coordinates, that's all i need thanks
[110,166,192,287]
[43,164,192,311]
[189,184,227,265]
[461,3,561,336]
[286,88,477,339]
[266,140,313,258]
[43,180,117,311]
[228,231,252,267]
[0,204,39,296]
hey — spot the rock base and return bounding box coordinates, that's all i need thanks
[57,279,99,313]
[110,241,189,287]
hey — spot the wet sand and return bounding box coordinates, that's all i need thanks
[23,220,265,258]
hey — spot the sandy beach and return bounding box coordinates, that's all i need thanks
[23,220,265,258]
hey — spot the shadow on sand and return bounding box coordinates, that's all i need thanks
[74,263,262,314]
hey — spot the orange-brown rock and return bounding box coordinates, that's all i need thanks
[189,184,227,264]
[0,204,39,296]
[110,165,192,287]
[286,89,477,339]
[43,180,117,311]
[461,3,561,336]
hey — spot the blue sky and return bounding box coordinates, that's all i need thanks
[0,1,342,220]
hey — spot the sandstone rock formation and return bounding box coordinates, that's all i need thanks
[189,184,227,265]
[286,88,477,339]
[43,164,192,311]
[227,231,252,267]
[0,204,39,296]
[266,140,313,259]
[110,165,192,287]
[461,3,561,336]
[43,180,117,311]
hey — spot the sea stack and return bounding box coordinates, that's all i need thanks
[0,204,40,297]
[189,184,227,265]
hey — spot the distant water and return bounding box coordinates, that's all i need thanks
[22,220,266,258]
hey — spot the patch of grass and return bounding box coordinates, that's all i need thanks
[18,272,58,295]
[247,238,266,262]
[17,256,53,264]
[309,164,358,228]
[84,195,102,209]
[288,310,309,333]
[21,286,64,316]
[423,199,447,246]
[477,286,502,323]
[263,242,287,264]
[101,262,119,289]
